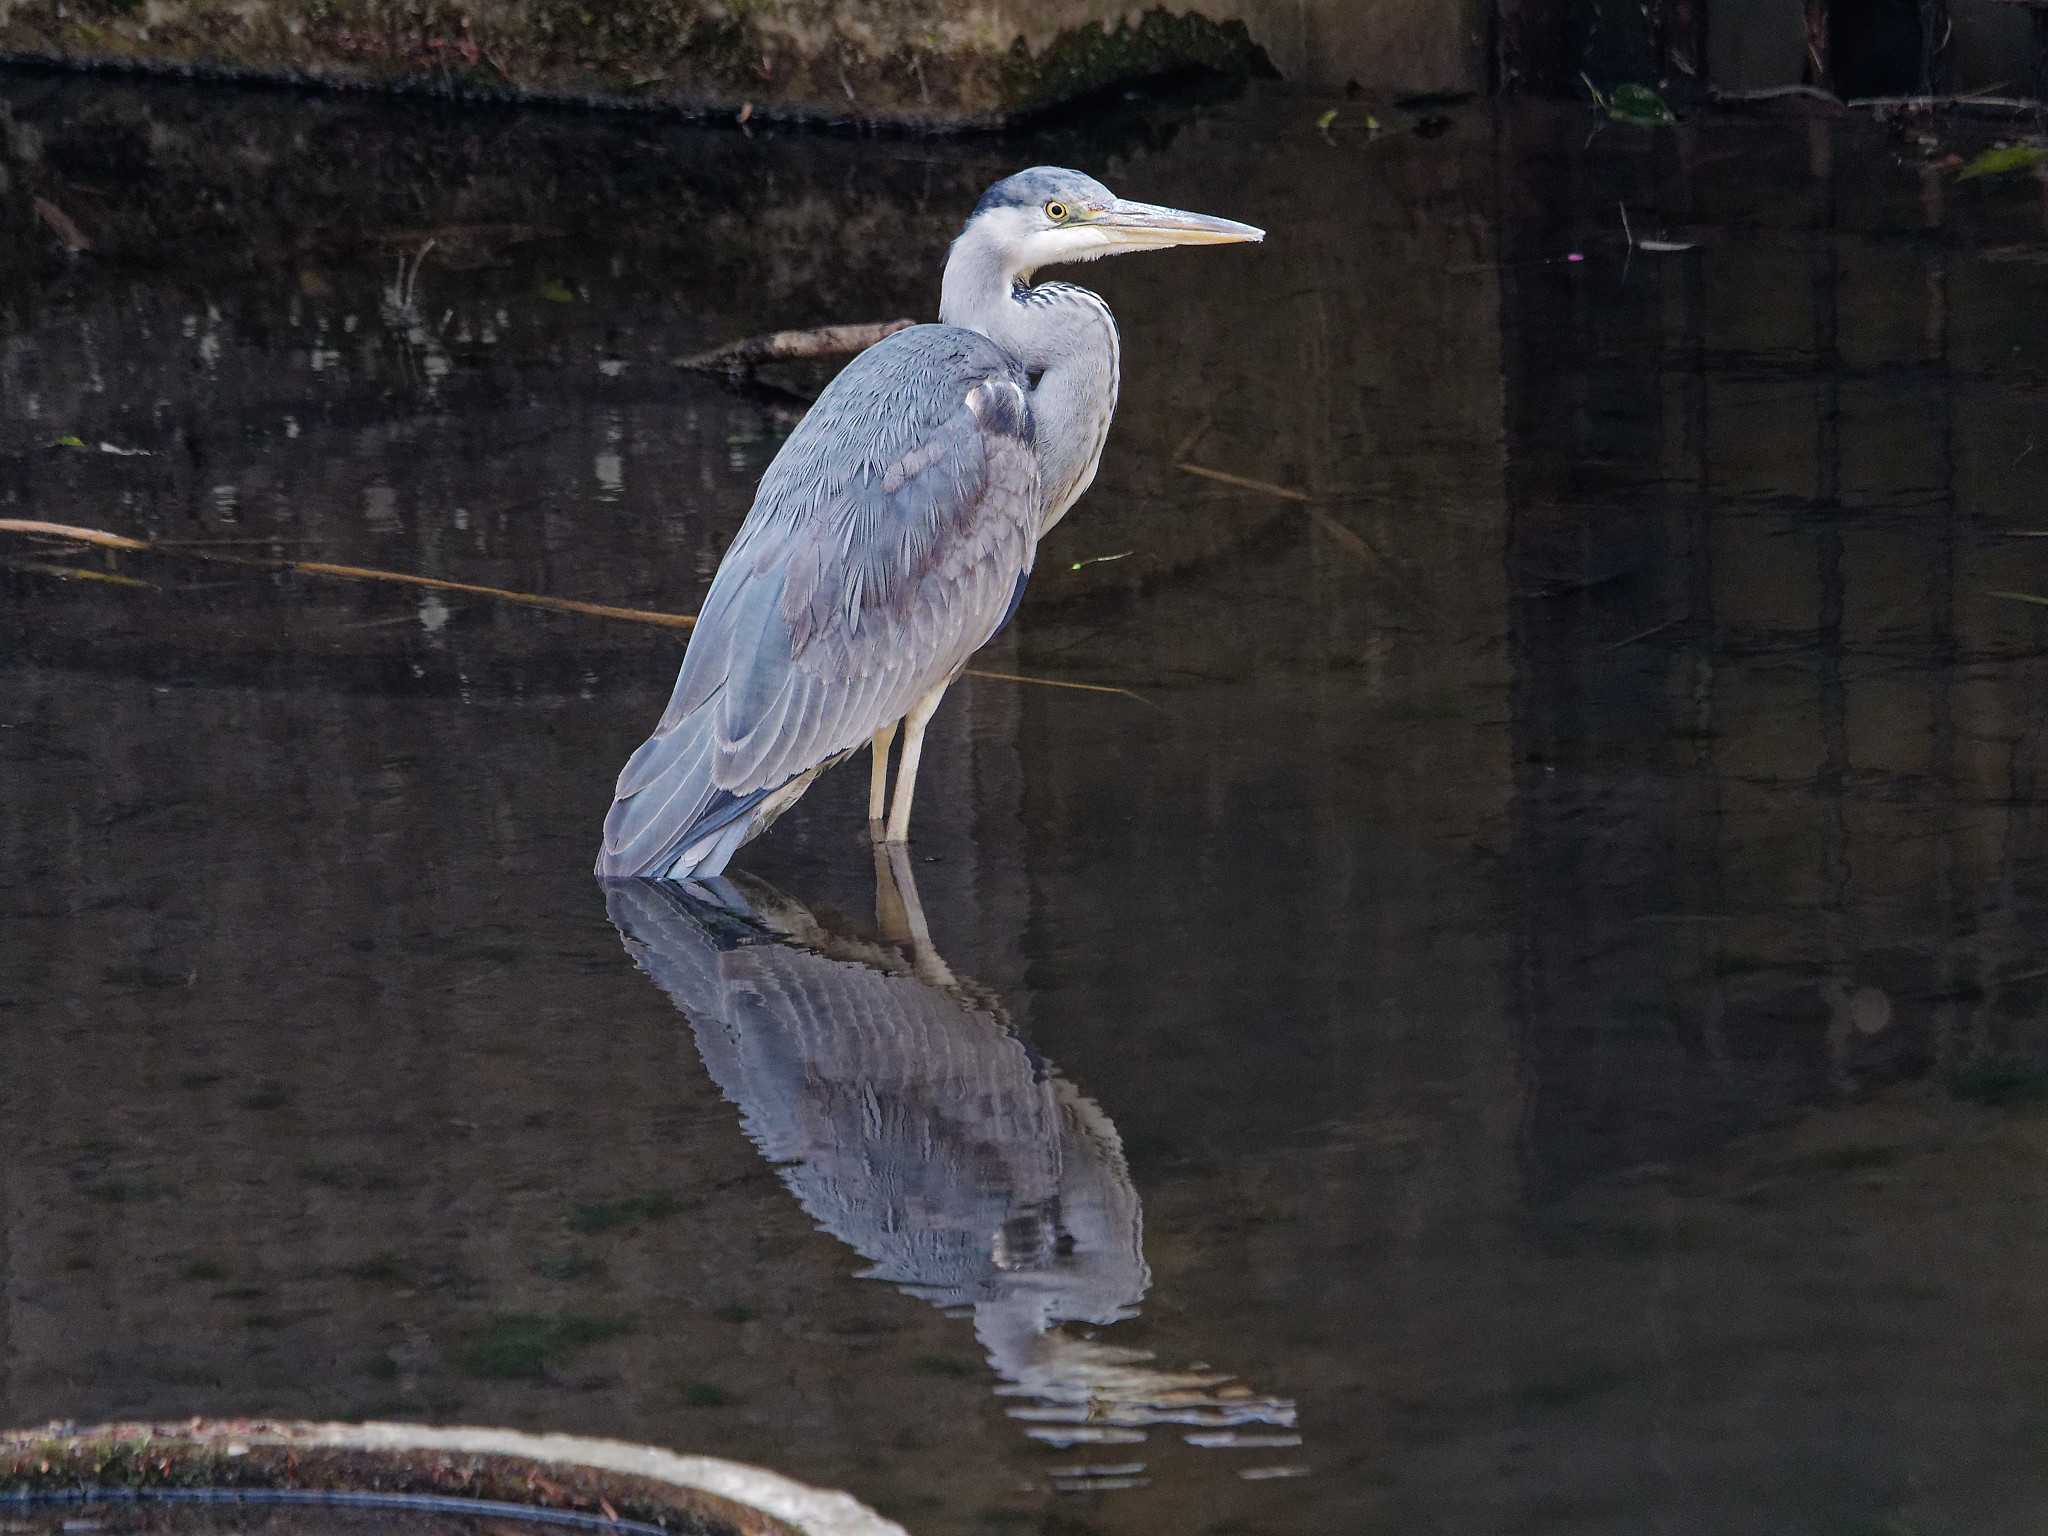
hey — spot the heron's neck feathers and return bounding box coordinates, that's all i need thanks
[938,225,1022,348]
[940,226,1121,535]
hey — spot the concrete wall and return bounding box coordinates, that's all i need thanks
[0,0,1488,128]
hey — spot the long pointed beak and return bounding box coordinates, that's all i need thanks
[1096,199,1265,249]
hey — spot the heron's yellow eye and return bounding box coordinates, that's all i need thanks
[1044,200,1068,222]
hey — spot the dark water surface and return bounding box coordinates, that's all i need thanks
[5,72,2048,1535]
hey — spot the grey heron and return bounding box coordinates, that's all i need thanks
[596,167,1263,881]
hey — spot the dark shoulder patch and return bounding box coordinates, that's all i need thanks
[965,377,1031,442]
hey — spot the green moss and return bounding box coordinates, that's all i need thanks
[567,1191,683,1233]
[1002,8,1272,114]
[679,1381,732,1407]
[72,1441,243,1489]
[456,1311,636,1379]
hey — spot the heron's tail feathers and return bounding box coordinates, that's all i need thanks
[595,724,773,881]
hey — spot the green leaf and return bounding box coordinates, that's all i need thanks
[1957,144,2048,182]
[1988,589,2048,608]
[1314,109,1337,131]
[1606,83,1675,127]
[55,434,85,448]
[537,278,576,303]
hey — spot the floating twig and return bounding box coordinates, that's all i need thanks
[0,518,695,628]
[1174,462,1312,502]
[1851,91,2037,109]
[1708,84,1845,107]
[0,519,150,551]
[1173,464,1427,612]
[1170,413,1213,462]
[1618,201,1696,254]
[964,668,1154,705]
[1605,616,1682,649]
[1709,83,2040,113]
[154,536,323,548]
[2,518,1149,703]
[283,558,701,627]
[32,196,91,253]
[677,320,916,374]
[5,560,156,590]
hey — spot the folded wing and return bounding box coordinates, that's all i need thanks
[596,325,1040,880]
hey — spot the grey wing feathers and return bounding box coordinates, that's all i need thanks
[597,325,1040,880]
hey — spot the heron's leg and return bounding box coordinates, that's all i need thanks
[867,720,899,831]
[882,682,949,845]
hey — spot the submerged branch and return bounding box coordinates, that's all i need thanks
[677,319,916,374]
[1846,92,2039,111]
[1174,462,1312,502]
[1710,83,2041,113]
[1172,462,1430,614]
[0,518,150,551]
[2,518,1143,702]
[4,559,157,590]
[1708,84,1846,107]
[285,559,699,628]
[0,517,695,629]
[964,668,1154,706]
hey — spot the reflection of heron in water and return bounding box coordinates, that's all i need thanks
[603,849,1295,1464]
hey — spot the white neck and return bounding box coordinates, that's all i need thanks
[940,225,1121,536]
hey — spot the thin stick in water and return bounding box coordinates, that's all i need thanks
[3,518,1152,703]
[964,668,1155,706]
[0,518,694,628]
[1175,462,1312,502]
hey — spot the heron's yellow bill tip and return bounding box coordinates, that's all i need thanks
[1101,201,1266,248]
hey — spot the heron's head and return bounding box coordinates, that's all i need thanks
[960,166,1263,281]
